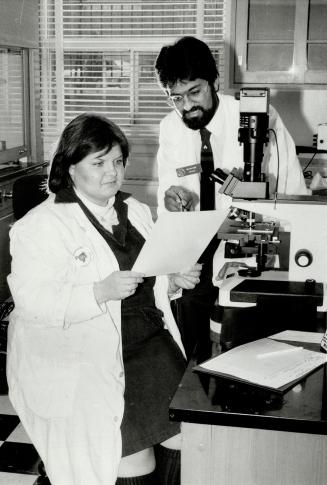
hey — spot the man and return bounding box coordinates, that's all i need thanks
[154,36,309,360]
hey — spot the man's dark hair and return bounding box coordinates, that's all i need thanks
[49,113,129,193]
[155,36,219,91]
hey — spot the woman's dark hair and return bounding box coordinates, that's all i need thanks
[155,36,219,91]
[48,113,129,193]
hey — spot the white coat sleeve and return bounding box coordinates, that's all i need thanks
[157,117,182,214]
[8,220,105,328]
[266,106,310,196]
[153,274,186,358]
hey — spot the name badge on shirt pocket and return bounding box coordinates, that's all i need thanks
[176,163,201,177]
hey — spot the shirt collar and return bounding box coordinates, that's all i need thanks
[74,189,119,231]
[74,189,115,218]
[204,93,223,137]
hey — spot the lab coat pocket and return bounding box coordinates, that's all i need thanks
[22,355,80,419]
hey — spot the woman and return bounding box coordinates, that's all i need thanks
[6,113,202,485]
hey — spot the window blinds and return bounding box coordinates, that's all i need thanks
[39,0,226,158]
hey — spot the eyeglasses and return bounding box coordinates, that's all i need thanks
[167,81,210,108]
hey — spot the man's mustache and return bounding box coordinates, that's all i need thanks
[183,106,204,116]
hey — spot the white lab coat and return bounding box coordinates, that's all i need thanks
[6,193,185,485]
[157,93,309,213]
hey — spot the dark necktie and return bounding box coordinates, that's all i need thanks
[200,128,215,210]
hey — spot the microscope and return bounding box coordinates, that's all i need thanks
[211,88,327,350]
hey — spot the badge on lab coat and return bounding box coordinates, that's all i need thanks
[73,246,92,266]
[176,163,201,177]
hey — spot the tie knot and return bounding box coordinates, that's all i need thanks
[200,128,211,147]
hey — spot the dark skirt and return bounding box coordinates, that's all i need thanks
[121,307,186,457]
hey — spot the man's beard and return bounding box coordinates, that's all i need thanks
[182,89,218,130]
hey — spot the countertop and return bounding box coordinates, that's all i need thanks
[0,161,48,183]
[170,339,327,436]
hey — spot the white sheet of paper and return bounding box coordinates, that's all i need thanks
[132,210,225,276]
[269,330,324,344]
[196,338,327,390]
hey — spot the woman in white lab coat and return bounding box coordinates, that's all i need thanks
[6,113,201,485]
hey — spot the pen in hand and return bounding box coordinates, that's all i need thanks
[256,346,303,360]
[177,192,186,212]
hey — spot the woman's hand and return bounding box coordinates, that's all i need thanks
[94,271,145,303]
[168,263,202,294]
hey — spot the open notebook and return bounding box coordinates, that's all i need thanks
[194,337,327,393]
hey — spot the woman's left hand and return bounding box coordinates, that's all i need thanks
[169,263,202,293]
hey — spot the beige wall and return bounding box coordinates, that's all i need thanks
[122,137,159,218]
[271,89,327,177]
[271,89,327,147]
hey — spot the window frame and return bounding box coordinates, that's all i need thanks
[231,0,327,87]
[0,46,31,163]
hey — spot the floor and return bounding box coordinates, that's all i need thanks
[0,394,49,485]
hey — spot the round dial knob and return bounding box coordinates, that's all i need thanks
[295,249,313,267]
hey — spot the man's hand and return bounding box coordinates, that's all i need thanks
[164,186,197,212]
